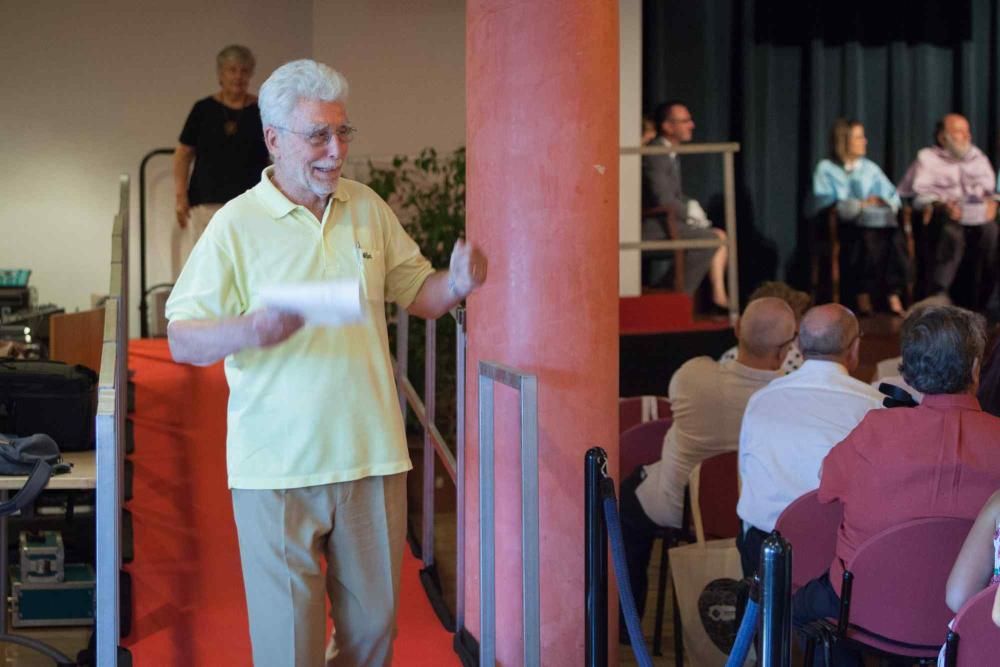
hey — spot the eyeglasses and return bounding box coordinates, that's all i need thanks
[273,123,358,146]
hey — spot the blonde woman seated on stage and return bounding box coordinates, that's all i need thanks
[808,118,908,316]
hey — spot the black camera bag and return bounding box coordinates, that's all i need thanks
[0,360,97,451]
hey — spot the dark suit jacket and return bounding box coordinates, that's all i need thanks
[641,135,689,222]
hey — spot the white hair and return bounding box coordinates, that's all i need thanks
[258,59,349,128]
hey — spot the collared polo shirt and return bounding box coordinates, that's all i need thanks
[166,167,434,489]
[820,392,1000,596]
[736,360,883,533]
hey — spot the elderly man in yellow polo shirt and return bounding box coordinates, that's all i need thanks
[165,59,487,667]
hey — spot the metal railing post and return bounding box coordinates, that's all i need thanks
[585,448,609,667]
[760,532,793,667]
[422,318,437,569]
[478,361,540,666]
[455,306,467,633]
[138,148,174,338]
[395,306,409,421]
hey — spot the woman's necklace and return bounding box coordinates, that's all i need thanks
[221,95,247,137]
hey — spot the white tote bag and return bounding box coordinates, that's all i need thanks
[669,537,749,666]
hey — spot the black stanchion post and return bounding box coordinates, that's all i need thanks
[759,532,792,667]
[585,447,609,667]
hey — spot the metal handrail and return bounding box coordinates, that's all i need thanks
[96,175,130,666]
[391,303,466,634]
[621,141,742,321]
[478,360,540,666]
[138,147,175,338]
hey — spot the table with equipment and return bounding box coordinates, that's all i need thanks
[0,451,95,664]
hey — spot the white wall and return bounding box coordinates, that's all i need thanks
[311,0,466,160]
[619,0,642,296]
[0,1,466,337]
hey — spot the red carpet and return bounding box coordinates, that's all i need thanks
[123,338,458,666]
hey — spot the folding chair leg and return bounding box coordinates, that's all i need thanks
[652,535,670,656]
[804,636,816,667]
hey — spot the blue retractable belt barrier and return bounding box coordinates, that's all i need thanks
[601,480,654,667]
[726,597,759,667]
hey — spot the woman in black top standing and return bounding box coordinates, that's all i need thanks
[173,45,269,271]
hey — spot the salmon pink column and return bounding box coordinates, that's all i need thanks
[464,1,619,663]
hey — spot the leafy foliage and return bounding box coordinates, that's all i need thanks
[367,147,466,444]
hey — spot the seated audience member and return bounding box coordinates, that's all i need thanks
[808,118,908,316]
[719,281,811,374]
[736,304,883,577]
[794,305,1000,666]
[947,490,1000,613]
[940,489,1000,665]
[619,297,796,634]
[898,113,998,309]
[641,101,729,311]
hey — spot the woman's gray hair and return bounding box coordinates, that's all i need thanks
[258,60,349,129]
[900,305,986,395]
[216,44,255,72]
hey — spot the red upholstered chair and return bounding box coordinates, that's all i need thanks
[804,517,974,665]
[618,396,672,435]
[774,490,843,592]
[688,450,740,542]
[618,418,673,655]
[944,584,1000,667]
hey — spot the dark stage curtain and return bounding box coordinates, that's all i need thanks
[644,0,1000,297]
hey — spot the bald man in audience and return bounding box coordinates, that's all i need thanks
[792,305,1000,666]
[618,297,796,638]
[735,304,883,578]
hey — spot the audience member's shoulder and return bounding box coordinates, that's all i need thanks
[676,355,719,375]
[843,373,885,400]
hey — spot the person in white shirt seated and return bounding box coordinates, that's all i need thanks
[735,303,884,577]
[618,297,796,638]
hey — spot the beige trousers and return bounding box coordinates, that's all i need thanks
[171,203,221,278]
[231,473,407,667]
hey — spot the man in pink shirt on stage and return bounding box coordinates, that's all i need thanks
[898,113,998,308]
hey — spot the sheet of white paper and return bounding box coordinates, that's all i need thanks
[259,279,364,327]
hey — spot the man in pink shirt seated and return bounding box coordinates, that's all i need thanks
[793,305,1000,666]
[898,113,998,309]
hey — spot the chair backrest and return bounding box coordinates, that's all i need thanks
[846,516,973,645]
[618,418,672,482]
[618,396,671,434]
[688,450,739,542]
[774,490,843,590]
[949,584,1000,667]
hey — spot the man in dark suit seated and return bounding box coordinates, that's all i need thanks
[641,101,729,310]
